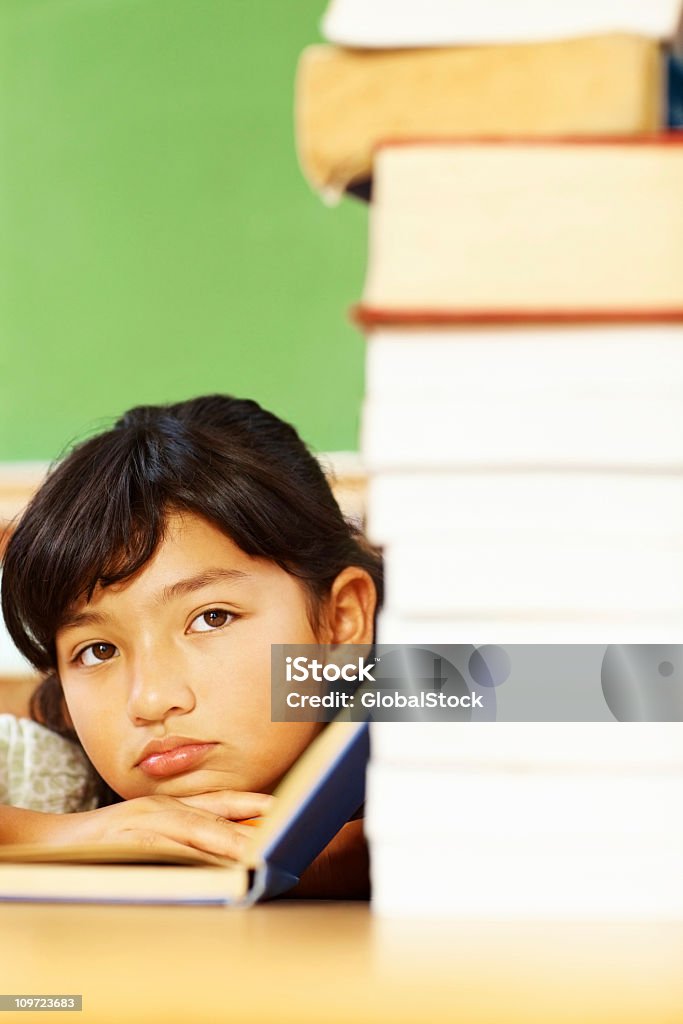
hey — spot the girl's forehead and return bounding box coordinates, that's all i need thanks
[161,509,241,552]
[60,512,290,621]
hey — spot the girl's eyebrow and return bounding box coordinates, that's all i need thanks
[157,568,253,604]
[59,569,253,633]
[59,610,108,633]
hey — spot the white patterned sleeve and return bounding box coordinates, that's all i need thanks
[0,714,98,813]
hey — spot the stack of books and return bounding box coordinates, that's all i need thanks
[297,0,683,200]
[295,1,683,917]
[366,722,683,917]
[359,135,683,641]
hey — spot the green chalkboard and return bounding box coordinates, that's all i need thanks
[0,0,367,460]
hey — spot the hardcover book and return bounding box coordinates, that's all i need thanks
[359,139,683,317]
[297,37,664,196]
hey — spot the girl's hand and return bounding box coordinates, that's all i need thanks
[3,791,274,861]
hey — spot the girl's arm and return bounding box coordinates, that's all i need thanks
[0,790,273,858]
[0,806,69,845]
[0,801,370,898]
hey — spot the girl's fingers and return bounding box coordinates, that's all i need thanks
[177,789,275,820]
[124,833,214,862]
[139,806,254,860]
[79,793,275,860]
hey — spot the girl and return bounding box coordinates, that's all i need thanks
[0,394,383,897]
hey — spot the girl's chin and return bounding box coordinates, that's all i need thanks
[137,770,253,798]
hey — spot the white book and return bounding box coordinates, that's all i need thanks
[365,325,683,400]
[361,394,683,470]
[369,843,683,919]
[376,611,683,645]
[322,0,683,48]
[365,765,683,840]
[382,535,683,615]
[369,722,683,770]
[367,766,683,919]
[366,472,683,545]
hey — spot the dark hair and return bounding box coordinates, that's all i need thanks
[1,395,383,800]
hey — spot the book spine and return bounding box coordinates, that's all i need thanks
[353,305,683,328]
[667,52,683,126]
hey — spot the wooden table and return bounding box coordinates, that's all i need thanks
[1,901,681,1023]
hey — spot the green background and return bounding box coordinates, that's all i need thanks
[0,0,367,460]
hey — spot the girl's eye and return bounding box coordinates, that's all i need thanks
[76,643,118,667]
[189,609,235,633]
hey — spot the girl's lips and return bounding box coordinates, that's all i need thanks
[137,743,217,778]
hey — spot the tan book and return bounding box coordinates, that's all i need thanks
[296,36,664,197]
[358,138,683,316]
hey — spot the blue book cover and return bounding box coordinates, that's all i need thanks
[667,52,683,128]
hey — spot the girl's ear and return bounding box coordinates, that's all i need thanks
[324,567,377,647]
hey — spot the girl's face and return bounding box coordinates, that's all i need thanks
[54,511,329,799]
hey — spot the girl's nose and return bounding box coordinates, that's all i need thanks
[125,651,196,725]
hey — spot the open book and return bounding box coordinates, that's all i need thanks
[0,719,369,905]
